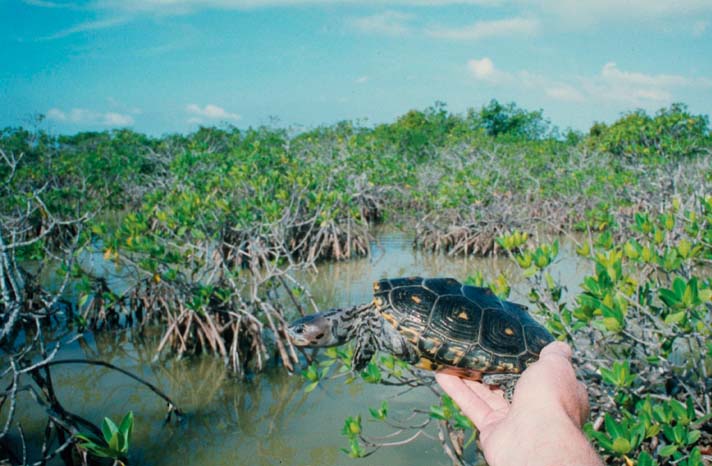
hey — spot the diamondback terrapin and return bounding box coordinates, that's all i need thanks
[287,277,554,390]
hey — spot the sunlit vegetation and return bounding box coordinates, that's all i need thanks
[1,101,710,464]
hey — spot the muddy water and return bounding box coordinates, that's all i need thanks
[15,232,589,466]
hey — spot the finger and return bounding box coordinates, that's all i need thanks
[463,379,509,412]
[436,373,494,429]
[539,341,572,360]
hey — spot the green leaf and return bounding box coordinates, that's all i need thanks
[360,361,382,383]
[107,431,120,453]
[673,276,686,299]
[302,363,321,382]
[576,242,590,257]
[599,366,617,385]
[604,414,626,439]
[669,399,689,425]
[686,447,702,466]
[612,437,631,455]
[304,381,319,393]
[341,416,362,438]
[602,317,623,333]
[101,417,119,444]
[429,405,447,421]
[658,444,678,457]
[664,311,686,325]
[686,397,696,421]
[119,411,134,438]
[346,437,365,458]
[637,451,657,466]
[588,430,614,453]
[686,429,701,445]
[659,288,681,308]
[368,401,388,420]
[453,413,474,430]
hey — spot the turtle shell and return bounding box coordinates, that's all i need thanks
[373,276,554,377]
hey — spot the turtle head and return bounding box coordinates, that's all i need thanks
[287,311,343,347]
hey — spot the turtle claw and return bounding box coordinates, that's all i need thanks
[482,373,519,403]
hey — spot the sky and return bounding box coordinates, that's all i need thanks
[1,0,711,135]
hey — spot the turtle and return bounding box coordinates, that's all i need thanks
[287,276,554,394]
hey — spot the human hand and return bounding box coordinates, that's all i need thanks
[436,341,603,466]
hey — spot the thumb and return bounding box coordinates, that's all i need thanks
[539,341,572,361]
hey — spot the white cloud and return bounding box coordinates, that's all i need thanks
[23,0,72,8]
[529,0,712,25]
[467,58,712,107]
[426,16,538,40]
[352,12,540,40]
[46,108,68,121]
[468,57,494,80]
[355,76,370,84]
[103,112,135,125]
[600,62,689,88]
[35,0,712,30]
[467,57,511,83]
[350,11,413,36]
[46,107,135,126]
[39,17,129,40]
[96,0,502,14]
[186,104,241,122]
[581,62,706,104]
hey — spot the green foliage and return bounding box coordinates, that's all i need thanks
[599,360,636,389]
[360,361,382,384]
[586,103,711,159]
[473,99,551,140]
[75,411,134,464]
[340,416,366,458]
[585,398,708,464]
[496,230,529,251]
[377,101,463,161]
[301,363,326,393]
[429,394,477,450]
[504,197,712,464]
[429,394,474,432]
[369,400,389,421]
[516,240,559,275]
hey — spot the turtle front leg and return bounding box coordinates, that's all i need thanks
[351,306,384,371]
[352,331,378,371]
[376,318,420,365]
[352,314,419,371]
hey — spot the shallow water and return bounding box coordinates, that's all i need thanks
[9,232,589,465]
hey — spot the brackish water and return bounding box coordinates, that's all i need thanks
[11,232,589,465]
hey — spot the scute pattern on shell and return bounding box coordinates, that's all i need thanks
[373,276,554,374]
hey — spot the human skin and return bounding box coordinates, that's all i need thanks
[436,341,604,466]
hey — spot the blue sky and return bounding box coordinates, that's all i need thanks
[1,0,711,135]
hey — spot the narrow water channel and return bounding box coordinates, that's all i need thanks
[13,231,589,465]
